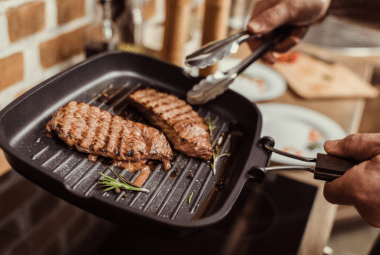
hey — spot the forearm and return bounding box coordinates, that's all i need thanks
[329,0,380,29]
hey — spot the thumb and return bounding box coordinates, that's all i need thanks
[324,134,380,161]
[324,139,344,156]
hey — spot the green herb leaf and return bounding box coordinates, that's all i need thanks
[98,167,149,193]
[210,146,230,175]
[308,143,321,151]
[189,192,194,204]
[206,117,216,141]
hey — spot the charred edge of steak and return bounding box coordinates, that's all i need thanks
[46,101,172,170]
[129,89,213,161]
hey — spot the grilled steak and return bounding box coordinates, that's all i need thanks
[46,101,172,170]
[129,89,213,161]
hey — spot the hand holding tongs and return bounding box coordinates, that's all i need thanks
[185,25,294,105]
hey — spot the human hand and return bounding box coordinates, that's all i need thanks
[246,0,331,64]
[324,133,380,227]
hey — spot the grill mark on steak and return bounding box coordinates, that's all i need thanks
[145,95,184,110]
[103,112,115,155]
[153,100,187,117]
[62,103,76,145]
[73,103,89,149]
[73,103,88,145]
[167,110,200,126]
[79,104,99,151]
[91,109,105,151]
[160,105,193,121]
[129,89,213,161]
[46,101,172,170]
[116,119,124,159]
[133,93,166,106]
[92,111,112,153]
[105,116,120,157]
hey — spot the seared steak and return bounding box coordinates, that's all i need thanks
[46,101,172,170]
[129,89,213,161]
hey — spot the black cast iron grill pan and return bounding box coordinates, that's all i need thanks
[0,51,355,239]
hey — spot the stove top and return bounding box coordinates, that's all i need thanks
[70,173,317,255]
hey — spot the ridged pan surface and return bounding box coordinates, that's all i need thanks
[0,52,269,238]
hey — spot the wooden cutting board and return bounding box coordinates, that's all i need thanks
[272,51,379,99]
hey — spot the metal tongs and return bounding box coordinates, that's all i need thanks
[185,25,293,105]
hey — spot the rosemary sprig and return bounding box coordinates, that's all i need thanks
[210,146,230,175]
[206,117,216,140]
[189,192,194,204]
[98,167,149,193]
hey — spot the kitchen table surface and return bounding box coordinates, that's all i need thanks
[231,41,378,255]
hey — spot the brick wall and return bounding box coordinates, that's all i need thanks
[0,0,104,175]
[0,0,100,108]
[0,2,112,253]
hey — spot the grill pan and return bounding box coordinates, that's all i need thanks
[0,51,353,239]
[0,51,271,238]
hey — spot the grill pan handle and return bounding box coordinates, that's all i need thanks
[314,153,360,182]
[248,137,361,183]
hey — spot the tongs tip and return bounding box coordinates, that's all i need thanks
[185,26,293,105]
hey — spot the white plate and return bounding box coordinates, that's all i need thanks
[257,103,347,166]
[218,58,287,102]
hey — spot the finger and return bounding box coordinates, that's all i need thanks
[260,52,278,65]
[324,134,380,160]
[247,37,263,52]
[291,26,309,39]
[323,173,353,205]
[246,36,278,65]
[324,158,374,205]
[271,35,301,52]
[250,0,277,18]
[247,1,292,34]
[324,139,344,156]
[271,26,308,52]
[324,155,380,227]
[353,156,380,227]
[247,26,307,59]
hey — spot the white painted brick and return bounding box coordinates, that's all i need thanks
[24,44,44,85]
[0,0,97,110]
[45,0,57,30]
[0,0,30,9]
[0,11,9,48]
[0,81,24,109]
[86,0,97,20]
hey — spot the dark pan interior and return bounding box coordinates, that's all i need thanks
[0,52,269,238]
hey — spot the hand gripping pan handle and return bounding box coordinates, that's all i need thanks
[248,137,361,183]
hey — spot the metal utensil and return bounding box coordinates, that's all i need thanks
[186,26,293,105]
[185,31,256,69]
[249,142,360,183]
